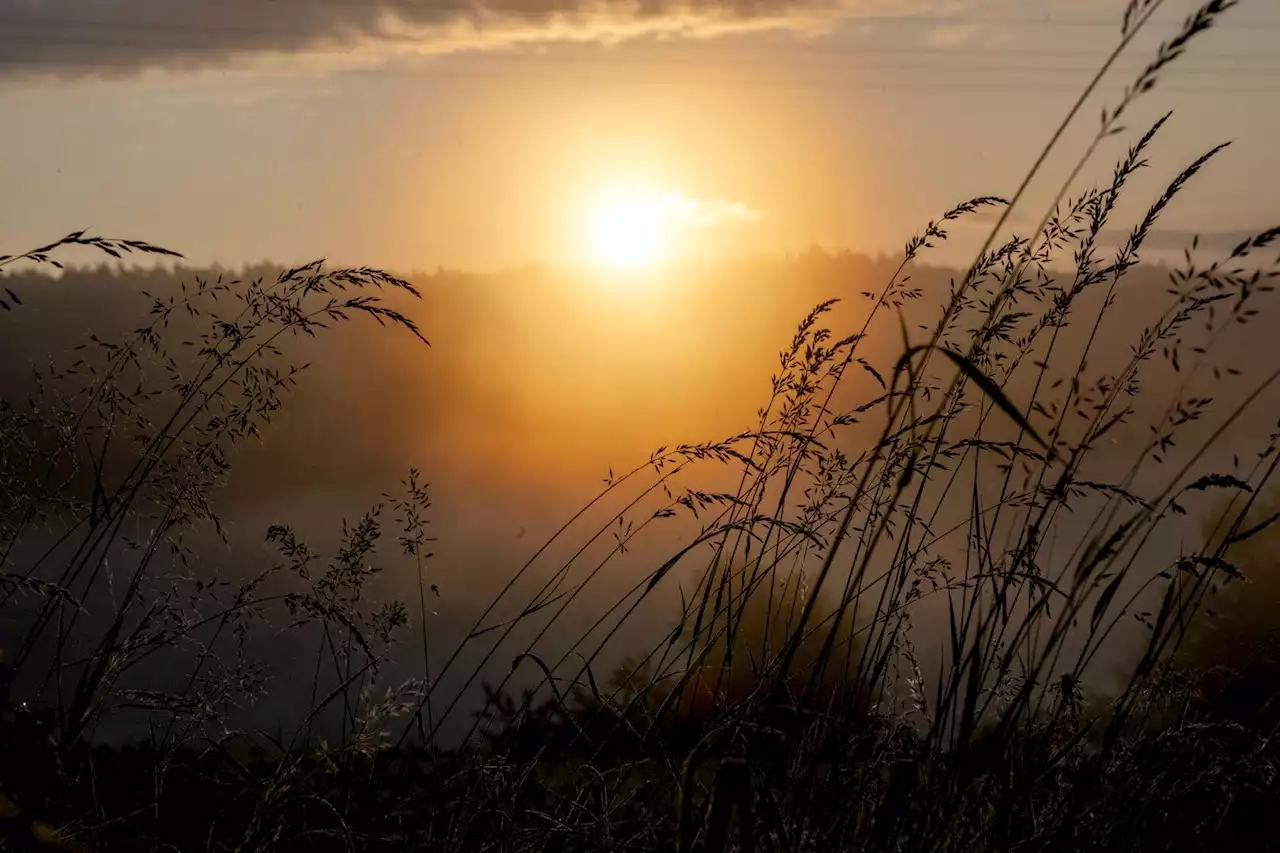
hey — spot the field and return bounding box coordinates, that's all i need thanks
[4,1,1280,851]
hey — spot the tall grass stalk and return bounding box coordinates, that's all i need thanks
[3,1,1280,850]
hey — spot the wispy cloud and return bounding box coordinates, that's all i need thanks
[924,21,983,47]
[657,191,763,229]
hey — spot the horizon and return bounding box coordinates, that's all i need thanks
[0,227,1248,278]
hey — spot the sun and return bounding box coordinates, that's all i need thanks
[589,187,670,269]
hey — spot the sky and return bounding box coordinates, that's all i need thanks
[2,0,1279,272]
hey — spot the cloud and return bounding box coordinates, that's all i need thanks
[657,191,762,228]
[923,21,982,47]
[0,0,845,78]
[594,184,762,232]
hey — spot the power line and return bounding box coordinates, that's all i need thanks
[2,52,1277,95]
[2,34,1278,81]
[2,6,1280,36]
[2,29,1279,71]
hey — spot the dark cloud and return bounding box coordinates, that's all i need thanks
[0,0,837,77]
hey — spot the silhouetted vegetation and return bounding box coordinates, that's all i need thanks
[5,1,1280,850]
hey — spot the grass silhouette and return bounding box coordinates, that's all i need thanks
[4,0,1280,850]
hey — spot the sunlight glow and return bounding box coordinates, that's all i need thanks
[590,187,670,268]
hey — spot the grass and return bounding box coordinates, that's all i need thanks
[4,0,1280,850]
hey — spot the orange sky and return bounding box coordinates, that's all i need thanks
[1,0,1278,271]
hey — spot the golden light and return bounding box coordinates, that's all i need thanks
[589,186,670,269]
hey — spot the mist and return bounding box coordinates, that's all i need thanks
[4,245,1277,750]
